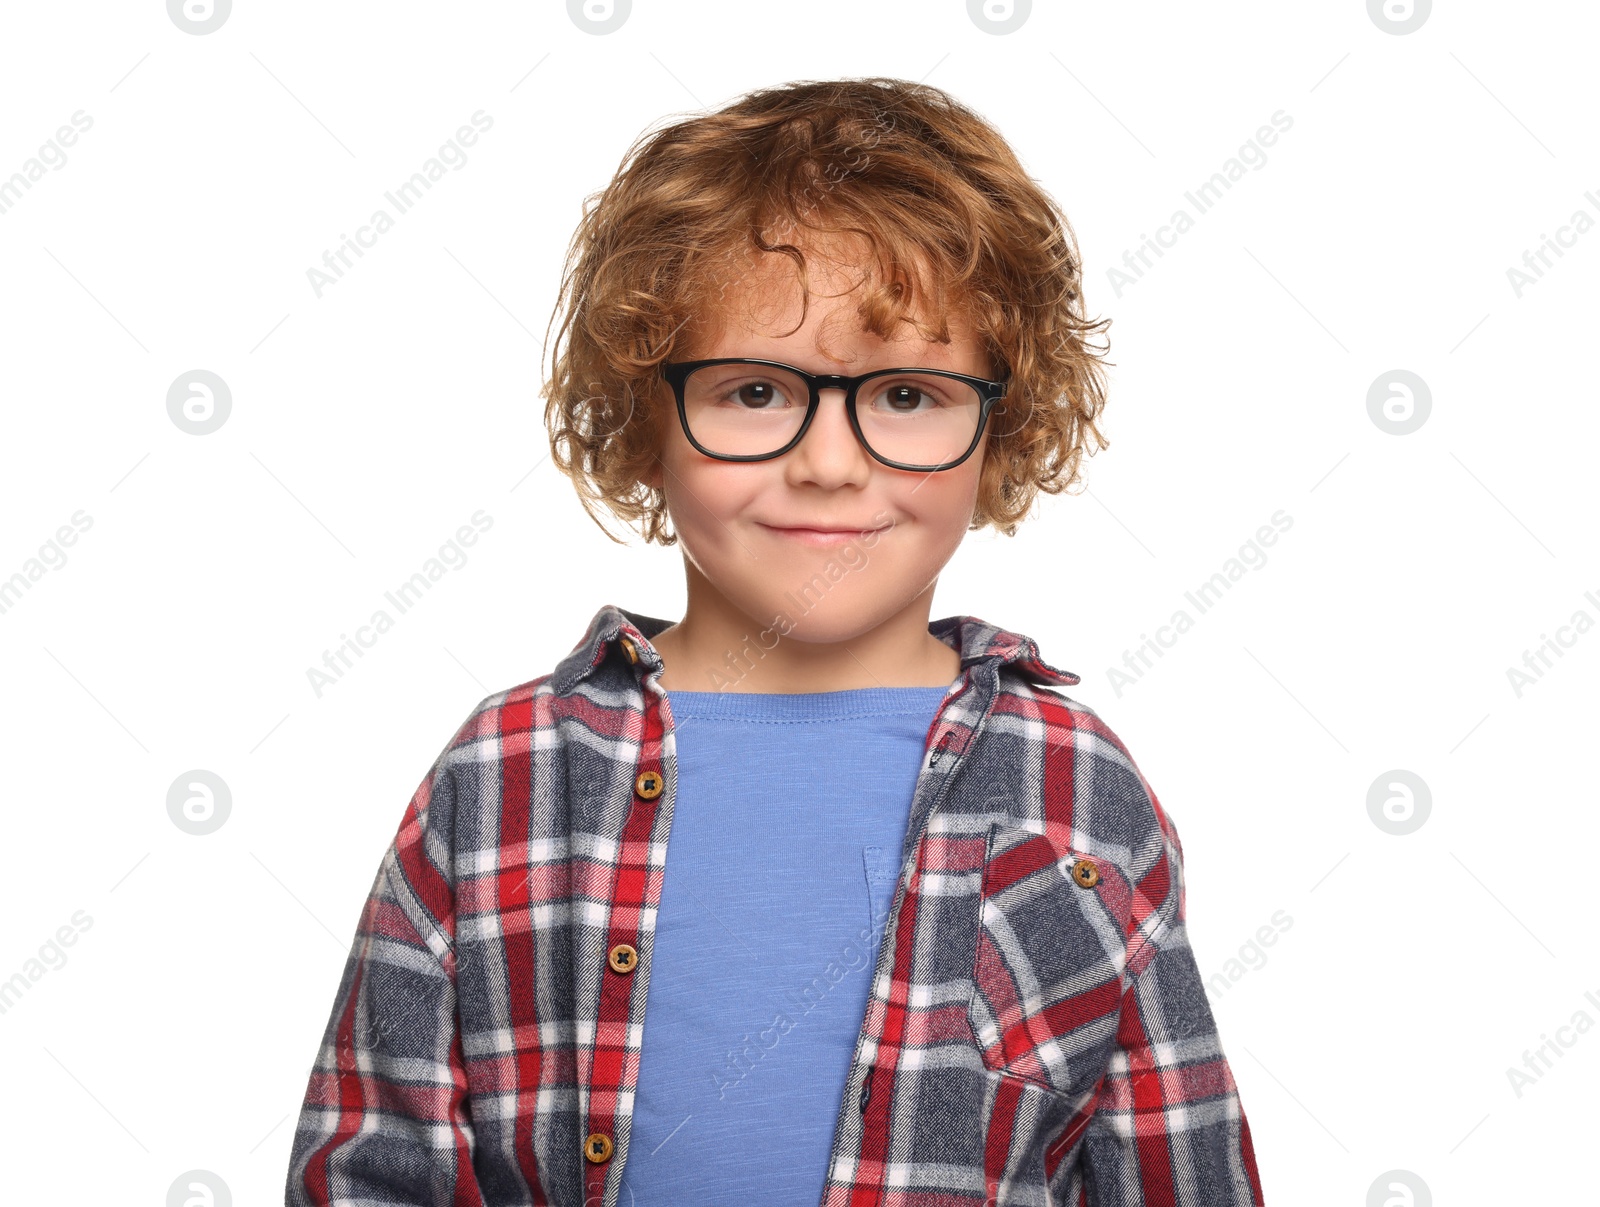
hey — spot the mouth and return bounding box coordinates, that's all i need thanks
[757,522,890,547]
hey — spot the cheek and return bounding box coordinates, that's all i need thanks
[907,459,985,524]
[663,458,761,533]
[954,450,990,517]
[865,476,979,568]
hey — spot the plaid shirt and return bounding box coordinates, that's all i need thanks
[286,603,1264,1206]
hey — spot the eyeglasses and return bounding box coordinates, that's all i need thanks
[660,357,1008,472]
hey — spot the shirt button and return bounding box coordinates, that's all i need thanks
[1069,857,1100,888]
[619,636,639,664]
[858,1066,873,1113]
[584,1132,614,1163]
[608,943,638,974]
[635,770,664,799]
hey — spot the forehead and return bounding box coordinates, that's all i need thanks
[688,234,982,366]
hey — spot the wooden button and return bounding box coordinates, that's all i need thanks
[635,770,663,799]
[1069,858,1100,888]
[619,636,639,664]
[584,1132,613,1163]
[608,943,638,974]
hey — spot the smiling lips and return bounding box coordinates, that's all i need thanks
[760,522,889,547]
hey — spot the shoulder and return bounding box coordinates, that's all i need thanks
[1001,677,1183,886]
[394,671,568,857]
[434,672,565,768]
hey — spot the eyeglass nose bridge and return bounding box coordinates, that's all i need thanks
[808,373,859,395]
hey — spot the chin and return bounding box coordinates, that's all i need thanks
[761,589,906,642]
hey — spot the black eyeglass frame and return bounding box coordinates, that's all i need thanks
[660,357,1009,472]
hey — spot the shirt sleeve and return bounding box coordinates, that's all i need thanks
[1060,803,1266,1206]
[283,757,489,1206]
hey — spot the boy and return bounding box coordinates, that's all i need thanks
[286,77,1264,1206]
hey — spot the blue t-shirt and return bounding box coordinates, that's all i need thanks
[617,685,951,1206]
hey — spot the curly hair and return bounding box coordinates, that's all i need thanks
[540,76,1112,546]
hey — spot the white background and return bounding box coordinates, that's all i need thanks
[1,1,1595,1203]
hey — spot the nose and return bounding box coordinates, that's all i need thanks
[789,385,872,476]
[814,386,860,443]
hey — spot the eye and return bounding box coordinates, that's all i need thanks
[730,379,787,409]
[867,377,955,414]
[707,375,797,410]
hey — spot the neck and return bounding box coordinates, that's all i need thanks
[649,566,960,694]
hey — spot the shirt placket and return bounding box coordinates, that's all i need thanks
[818,664,997,1206]
[584,632,675,1207]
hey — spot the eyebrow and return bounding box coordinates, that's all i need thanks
[698,355,976,374]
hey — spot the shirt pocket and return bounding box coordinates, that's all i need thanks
[863,844,897,937]
[965,822,1133,1101]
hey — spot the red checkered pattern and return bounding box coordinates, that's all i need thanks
[285,603,1264,1206]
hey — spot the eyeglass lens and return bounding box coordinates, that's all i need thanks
[681,364,982,466]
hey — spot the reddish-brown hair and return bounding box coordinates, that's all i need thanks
[541,76,1111,545]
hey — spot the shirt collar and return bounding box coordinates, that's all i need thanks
[550,602,1079,697]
